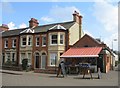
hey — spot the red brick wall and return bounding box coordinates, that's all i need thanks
[73,34,100,48]
[32,33,48,69]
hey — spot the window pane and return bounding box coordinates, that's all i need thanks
[5,40,8,48]
[22,37,26,45]
[36,37,39,46]
[12,53,15,62]
[21,53,25,63]
[60,35,64,44]
[51,35,58,44]
[6,53,10,61]
[28,53,31,64]
[28,37,32,45]
[52,35,57,39]
[42,36,46,46]
[52,40,57,44]
[12,39,16,47]
[50,53,57,66]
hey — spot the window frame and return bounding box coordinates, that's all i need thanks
[21,37,26,47]
[28,36,32,46]
[28,53,32,65]
[12,53,15,62]
[36,37,40,47]
[6,53,10,61]
[60,34,64,45]
[4,39,8,48]
[50,52,57,66]
[12,39,16,48]
[20,53,26,64]
[42,35,46,47]
[50,34,58,45]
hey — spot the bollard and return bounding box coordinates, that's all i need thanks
[98,68,102,79]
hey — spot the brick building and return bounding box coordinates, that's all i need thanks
[2,11,84,73]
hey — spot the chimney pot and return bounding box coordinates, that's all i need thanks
[73,10,82,24]
[29,18,39,28]
[0,24,9,32]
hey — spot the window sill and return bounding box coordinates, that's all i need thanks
[50,44,64,46]
[4,47,8,48]
[42,45,46,47]
[21,46,26,47]
[49,65,56,67]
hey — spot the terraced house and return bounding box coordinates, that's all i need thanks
[1,11,84,73]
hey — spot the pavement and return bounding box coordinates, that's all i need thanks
[1,69,119,86]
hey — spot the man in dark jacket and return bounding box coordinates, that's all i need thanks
[57,59,66,77]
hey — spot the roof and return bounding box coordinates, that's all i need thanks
[2,28,27,37]
[2,21,75,37]
[34,21,75,33]
[60,47,102,58]
[48,24,66,30]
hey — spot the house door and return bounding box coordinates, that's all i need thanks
[41,52,46,69]
[35,53,40,68]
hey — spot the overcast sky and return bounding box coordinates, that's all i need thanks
[1,0,119,51]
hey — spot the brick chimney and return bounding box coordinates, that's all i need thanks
[29,18,39,28]
[73,11,82,24]
[0,24,9,32]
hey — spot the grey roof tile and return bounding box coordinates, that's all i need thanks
[2,21,75,37]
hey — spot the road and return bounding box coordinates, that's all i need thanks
[1,70,118,86]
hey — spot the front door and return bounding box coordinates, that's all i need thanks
[35,53,40,68]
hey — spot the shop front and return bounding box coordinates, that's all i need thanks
[60,47,104,73]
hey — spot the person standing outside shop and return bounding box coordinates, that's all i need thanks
[57,59,66,77]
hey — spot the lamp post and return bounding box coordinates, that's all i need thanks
[112,39,117,51]
[55,56,57,73]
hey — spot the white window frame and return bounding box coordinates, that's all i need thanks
[60,34,64,45]
[28,36,32,46]
[4,39,8,48]
[21,37,26,47]
[50,52,57,66]
[36,37,40,47]
[42,35,46,47]
[12,39,16,48]
[50,34,58,45]
[12,53,16,62]
[20,53,26,64]
[6,53,10,61]
[27,53,31,65]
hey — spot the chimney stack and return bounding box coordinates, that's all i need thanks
[73,11,82,24]
[29,18,39,28]
[0,24,9,32]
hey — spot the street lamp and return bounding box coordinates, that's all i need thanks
[112,39,117,51]
[55,56,57,73]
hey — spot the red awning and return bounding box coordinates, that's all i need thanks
[60,47,102,58]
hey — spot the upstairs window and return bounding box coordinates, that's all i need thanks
[12,39,16,48]
[42,36,46,46]
[51,35,58,45]
[28,37,32,46]
[22,37,26,46]
[4,40,8,48]
[60,34,64,44]
[36,37,39,46]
